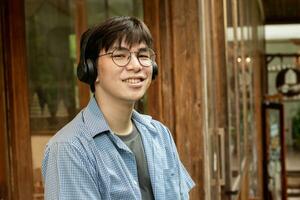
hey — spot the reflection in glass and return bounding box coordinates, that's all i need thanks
[225,0,240,190]
[25,0,144,199]
[246,62,259,197]
[237,54,245,163]
[236,0,245,167]
[225,0,260,198]
[26,1,77,135]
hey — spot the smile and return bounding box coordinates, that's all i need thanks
[123,78,144,84]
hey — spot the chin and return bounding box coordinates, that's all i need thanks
[124,94,144,103]
[130,96,144,102]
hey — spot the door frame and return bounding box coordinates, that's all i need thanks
[0,1,11,199]
[262,101,287,200]
[1,0,34,199]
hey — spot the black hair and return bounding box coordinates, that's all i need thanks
[84,16,153,62]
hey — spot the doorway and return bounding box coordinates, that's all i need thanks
[262,102,287,200]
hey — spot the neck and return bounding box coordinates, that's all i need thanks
[94,93,134,136]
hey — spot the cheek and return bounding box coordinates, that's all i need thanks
[96,61,103,79]
[145,69,153,86]
[98,66,107,79]
[97,61,120,80]
[146,67,153,77]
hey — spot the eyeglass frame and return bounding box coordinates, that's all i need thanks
[98,47,156,67]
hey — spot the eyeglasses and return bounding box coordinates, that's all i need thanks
[98,47,156,67]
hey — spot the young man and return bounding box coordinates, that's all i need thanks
[42,16,195,200]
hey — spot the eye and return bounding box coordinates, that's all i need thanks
[138,52,151,60]
[113,53,126,59]
[138,55,150,60]
[112,49,129,60]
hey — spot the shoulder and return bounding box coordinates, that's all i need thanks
[42,111,93,175]
[45,111,88,151]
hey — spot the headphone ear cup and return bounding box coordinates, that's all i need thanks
[77,28,97,85]
[77,61,89,84]
[152,61,158,80]
[77,58,97,85]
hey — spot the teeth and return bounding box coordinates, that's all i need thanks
[124,78,142,84]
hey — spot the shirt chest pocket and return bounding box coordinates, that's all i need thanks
[163,168,180,199]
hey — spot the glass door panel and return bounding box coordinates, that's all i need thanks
[236,0,246,167]
[24,0,144,199]
[225,0,240,198]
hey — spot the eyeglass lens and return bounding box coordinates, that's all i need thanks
[112,47,155,67]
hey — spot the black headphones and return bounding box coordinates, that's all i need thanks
[77,29,158,87]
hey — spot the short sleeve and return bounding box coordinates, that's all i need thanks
[42,142,102,200]
[179,161,195,199]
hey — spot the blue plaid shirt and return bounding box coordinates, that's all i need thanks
[42,97,195,200]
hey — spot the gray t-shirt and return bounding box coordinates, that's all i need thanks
[117,123,154,200]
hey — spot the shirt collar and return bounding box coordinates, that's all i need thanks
[132,110,157,134]
[82,96,111,137]
[82,96,155,137]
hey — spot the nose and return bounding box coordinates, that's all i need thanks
[125,53,142,71]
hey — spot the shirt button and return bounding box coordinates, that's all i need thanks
[134,180,138,185]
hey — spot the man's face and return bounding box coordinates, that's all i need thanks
[94,42,153,105]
